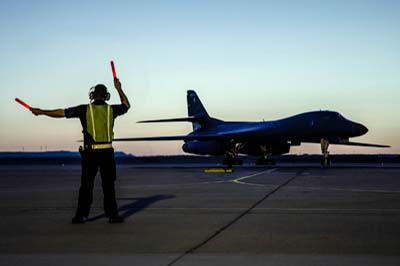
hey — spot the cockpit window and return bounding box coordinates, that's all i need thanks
[337,113,349,121]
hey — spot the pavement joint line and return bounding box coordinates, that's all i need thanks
[164,169,303,266]
[12,207,400,214]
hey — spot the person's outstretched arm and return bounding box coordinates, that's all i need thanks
[31,108,65,118]
[114,78,130,109]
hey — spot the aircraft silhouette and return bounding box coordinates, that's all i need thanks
[114,90,389,166]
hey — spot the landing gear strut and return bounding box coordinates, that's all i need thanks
[222,140,243,167]
[256,145,276,165]
[320,138,331,166]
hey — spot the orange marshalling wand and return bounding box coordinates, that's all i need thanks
[110,60,117,79]
[15,98,31,110]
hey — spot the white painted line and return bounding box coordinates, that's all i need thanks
[288,186,400,194]
[230,169,276,186]
[121,169,277,189]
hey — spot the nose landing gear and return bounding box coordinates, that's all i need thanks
[321,138,331,166]
[256,145,276,165]
[222,140,243,168]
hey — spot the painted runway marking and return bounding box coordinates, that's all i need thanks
[288,186,400,194]
[0,169,275,192]
[228,171,400,194]
[116,169,277,189]
[230,168,277,186]
[164,169,303,266]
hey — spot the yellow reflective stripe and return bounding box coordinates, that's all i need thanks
[91,143,113,149]
[107,105,110,142]
[89,104,96,140]
[86,104,113,143]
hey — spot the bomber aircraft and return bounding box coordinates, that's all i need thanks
[114,90,389,166]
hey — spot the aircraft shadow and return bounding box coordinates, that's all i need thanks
[86,194,175,222]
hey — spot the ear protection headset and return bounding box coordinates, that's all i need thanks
[89,84,111,101]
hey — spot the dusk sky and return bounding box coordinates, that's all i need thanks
[1,0,399,155]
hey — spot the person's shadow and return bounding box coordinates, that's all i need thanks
[87,194,175,222]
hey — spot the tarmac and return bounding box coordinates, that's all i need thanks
[1,164,400,265]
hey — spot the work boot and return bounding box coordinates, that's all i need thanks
[71,216,88,224]
[108,216,124,224]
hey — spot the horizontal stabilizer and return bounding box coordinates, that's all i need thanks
[332,141,390,148]
[113,136,189,141]
[114,124,268,142]
[138,116,205,123]
[114,133,228,142]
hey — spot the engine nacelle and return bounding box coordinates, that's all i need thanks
[271,143,290,155]
[182,140,226,155]
[240,142,291,156]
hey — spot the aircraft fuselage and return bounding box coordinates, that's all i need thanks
[187,110,367,145]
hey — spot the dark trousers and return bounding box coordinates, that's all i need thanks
[75,148,118,218]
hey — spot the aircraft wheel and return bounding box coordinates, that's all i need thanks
[223,157,234,167]
[223,157,242,166]
[256,158,276,165]
[255,158,264,165]
[234,158,243,165]
[321,157,331,166]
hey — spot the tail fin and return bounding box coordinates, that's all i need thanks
[187,90,210,130]
[187,90,209,118]
[137,90,220,132]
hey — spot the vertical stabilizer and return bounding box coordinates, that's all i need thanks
[187,90,209,118]
[187,90,209,130]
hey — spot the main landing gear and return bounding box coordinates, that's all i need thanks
[256,145,276,165]
[321,138,331,166]
[222,155,243,167]
[222,141,243,168]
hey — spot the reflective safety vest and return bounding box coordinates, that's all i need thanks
[86,104,114,143]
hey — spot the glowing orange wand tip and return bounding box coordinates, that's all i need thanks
[110,60,117,79]
[15,98,31,110]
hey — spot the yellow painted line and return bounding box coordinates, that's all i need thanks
[204,168,234,173]
[230,168,276,186]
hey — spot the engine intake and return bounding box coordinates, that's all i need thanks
[182,140,226,155]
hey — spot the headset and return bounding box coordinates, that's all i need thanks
[89,84,111,101]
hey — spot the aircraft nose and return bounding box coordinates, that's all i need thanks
[352,123,368,136]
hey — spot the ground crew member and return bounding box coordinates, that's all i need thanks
[31,78,130,224]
